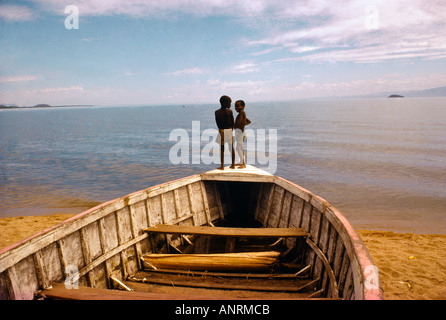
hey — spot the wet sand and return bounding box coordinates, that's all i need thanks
[0,215,445,300]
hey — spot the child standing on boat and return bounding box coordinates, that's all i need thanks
[215,95,235,170]
[234,100,251,169]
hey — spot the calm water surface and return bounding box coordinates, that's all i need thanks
[1,98,445,234]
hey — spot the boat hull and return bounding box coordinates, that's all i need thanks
[0,166,383,300]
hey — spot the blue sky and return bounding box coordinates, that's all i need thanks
[1,0,445,106]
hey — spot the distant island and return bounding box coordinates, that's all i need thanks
[0,104,94,109]
[388,94,404,98]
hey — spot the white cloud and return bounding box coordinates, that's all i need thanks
[164,67,207,76]
[40,86,83,93]
[245,0,446,63]
[26,0,446,65]
[0,75,37,83]
[250,47,280,56]
[205,78,270,97]
[30,0,275,18]
[229,62,260,74]
[0,5,34,21]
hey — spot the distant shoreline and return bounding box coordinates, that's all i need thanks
[0,104,95,109]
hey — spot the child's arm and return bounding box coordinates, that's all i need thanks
[245,117,251,125]
[229,109,234,128]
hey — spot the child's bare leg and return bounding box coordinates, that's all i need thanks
[235,141,243,166]
[238,152,246,168]
[229,142,236,169]
[238,136,246,168]
[218,144,224,170]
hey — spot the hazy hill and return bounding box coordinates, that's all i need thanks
[369,86,446,98]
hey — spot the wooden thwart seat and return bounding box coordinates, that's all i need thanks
[143,225,309,238]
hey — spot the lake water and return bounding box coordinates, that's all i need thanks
[1,97,445,234]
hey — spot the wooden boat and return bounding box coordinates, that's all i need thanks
[0,165,383,300]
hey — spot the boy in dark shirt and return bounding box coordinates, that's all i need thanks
[215,95,235,170]
[234,100,251,169]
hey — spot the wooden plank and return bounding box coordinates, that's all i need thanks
[318,216,331,296]
[144,225,309,238]
[162,191,177,223]
[141,266,308,279]
[79,227,93,287]
[37,241,65,291]
[129,275,319,293]
[253,183,264,221]
[267,186,285,228]
[310,207,323,244]
[333,237,345,280]
[158,193,171,253]
[343,268,354,300]
[40,282,309,300]
[173,189,182,218]
[67,233,149,285]
[290,196,305,228]
[40,282,225,300]
[301,201,313,233]
[201,165,274,183]
[142,251,280,272]
[32,251,46,289]
[7,255,39,300]
[262,184,275,226]
[114,211,128,279]
[129,205,143,270]
[338,251,351,296]
[186,183,200,227]
[278,191,293,228]
[308,207,323,281]
[212,182,225,220]
[0,271,14,300]
[186,184,196,218]
[97,217,112,288]
[200,181,213,225]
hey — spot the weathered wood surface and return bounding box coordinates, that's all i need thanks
[128,274,318,292]
[201,165,274,183]
[40,282,226,300]
[41,282,327,300]
[140,266,310,279]
[144,225,309,238]
[142,251,280,272]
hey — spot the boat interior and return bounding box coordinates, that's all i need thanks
[0,167,380,300]
[38,179,340,300]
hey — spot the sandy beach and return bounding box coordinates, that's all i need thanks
[0,214,445,300]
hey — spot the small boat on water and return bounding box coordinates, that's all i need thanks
[0,166,383,300]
